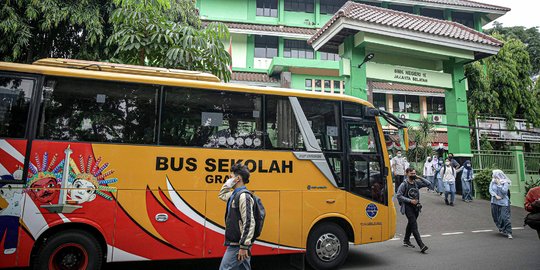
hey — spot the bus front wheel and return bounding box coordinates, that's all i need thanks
[33,230,103,270]
[306,222,349,270]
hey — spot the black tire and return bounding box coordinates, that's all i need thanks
[33,229,103,270]
[306,222,349,270]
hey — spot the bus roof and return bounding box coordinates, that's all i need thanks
[0,59,372,107]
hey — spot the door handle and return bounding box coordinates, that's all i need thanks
[155,213,169,222]
[326,199,336,204]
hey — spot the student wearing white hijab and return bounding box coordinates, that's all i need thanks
[489,169,513,239]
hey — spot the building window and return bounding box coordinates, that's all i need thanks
[256,0,278,17]
[305,79,312,89]
[427,96,445,114]
[373,93,386,111]
[320,52,340,61]
[284,0,314,13]
[393,95,420,113]
[284,39,314,59]
[388,4,414,14]
[254,36,278,58]
[453,12,475,28]
[320,0,346,15]
[420,8,445,20]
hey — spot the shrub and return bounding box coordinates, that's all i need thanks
[525,177,540,194]
[474,168,493,199]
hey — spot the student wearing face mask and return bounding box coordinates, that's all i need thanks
[423,157,435,192]
[489,170,512,239]
[459,160,474,202]
[391,150,406,193]
[442,158,457,206]
[396,168,432,253]
[218,163,256,270]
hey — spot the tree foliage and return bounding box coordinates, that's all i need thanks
[0,0,231,81]
[487,23,540,76]
[406,117,435,165]
[465,33,540,126]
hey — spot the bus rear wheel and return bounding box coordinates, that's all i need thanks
[33,230,103,270]
[306,222,349,270]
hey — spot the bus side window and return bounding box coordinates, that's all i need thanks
[264,96,304,150]
[160,87,263,149]
[0,75,34,139]
[37,77,159,144]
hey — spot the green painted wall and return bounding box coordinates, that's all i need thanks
[200,0,249,21]
[230,34,247,68]
[283,11,316,27]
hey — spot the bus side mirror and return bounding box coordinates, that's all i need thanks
[364,107,380,117]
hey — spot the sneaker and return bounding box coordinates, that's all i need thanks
[508,234,513,239]
[450,202,454,207]
[445,199,449,205]
[420,245,429,253]
[403,241,415,248]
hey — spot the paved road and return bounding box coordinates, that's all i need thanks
[105,190,540,270]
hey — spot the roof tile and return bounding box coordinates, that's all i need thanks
[410,0,510,12]
[371,82,445,94]
[308,1,503,48]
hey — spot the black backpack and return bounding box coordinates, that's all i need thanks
[235,190,266,240]
[525,212,540,230]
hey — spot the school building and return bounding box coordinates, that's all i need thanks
[196,0,510,158]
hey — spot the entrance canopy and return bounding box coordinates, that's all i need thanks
[308,1,503,61]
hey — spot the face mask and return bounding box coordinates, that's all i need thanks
[428,158,432,162]
[397,153,402,157]
[466,164,471,168]
[409,175,417,180]
[445,162,450,166]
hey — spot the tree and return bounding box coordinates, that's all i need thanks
[406,118,435,166]
[0,0,110,63]
[465,34,540,127]
[488,23,540,76]
[0,0,232,81]
[107,0,231,81]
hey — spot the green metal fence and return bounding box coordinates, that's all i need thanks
[471,150,516,173]
[524,152,540,174]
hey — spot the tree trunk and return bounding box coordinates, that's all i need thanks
[139,48,145,66]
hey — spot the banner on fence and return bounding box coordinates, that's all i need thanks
[477,117,540,143]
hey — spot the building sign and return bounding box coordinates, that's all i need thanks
[477,117,540,143]
[366,62,452,89]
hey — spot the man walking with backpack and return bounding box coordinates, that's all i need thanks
[397,168,432,253]
[218,162,257,270]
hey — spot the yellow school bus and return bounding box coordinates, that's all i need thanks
[0,59,406,270]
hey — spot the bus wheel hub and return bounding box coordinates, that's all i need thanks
[316,233,341,261]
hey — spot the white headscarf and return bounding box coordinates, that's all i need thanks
[492,169,511,185]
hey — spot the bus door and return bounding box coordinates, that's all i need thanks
[343,119,388,244]
[0,72,40,267]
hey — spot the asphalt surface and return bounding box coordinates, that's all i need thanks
[103,190,540,270]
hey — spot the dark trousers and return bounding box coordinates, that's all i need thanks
[404,204,424,247]
[394,175,405,193]
[0,216,19,250]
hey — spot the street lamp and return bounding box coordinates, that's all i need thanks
[358,53,375,68]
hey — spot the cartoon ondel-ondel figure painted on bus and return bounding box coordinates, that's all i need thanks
[27,153,63,204]
[67,155,118,204]
[0,168,24,255]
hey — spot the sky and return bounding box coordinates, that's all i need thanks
[473,0,540,29]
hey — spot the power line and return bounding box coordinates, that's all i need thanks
[403,118,540,136]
